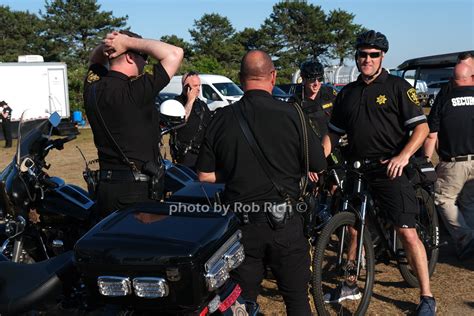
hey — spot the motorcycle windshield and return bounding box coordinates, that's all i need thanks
[17,120,50,160]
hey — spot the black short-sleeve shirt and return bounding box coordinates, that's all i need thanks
[83,63,170,171]
[299,85,337,138]
[196,89,327,204]
[329,70,427,159]
[427,85,474,158]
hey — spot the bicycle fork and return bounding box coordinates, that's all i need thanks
[356,195,367,276]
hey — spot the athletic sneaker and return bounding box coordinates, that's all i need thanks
[415,296,436,315]
[323,282,362,303]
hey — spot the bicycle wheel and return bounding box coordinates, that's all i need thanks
[311,212,375,316]
[397,187,439,288]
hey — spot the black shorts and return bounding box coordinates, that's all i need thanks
[366,171,419,228]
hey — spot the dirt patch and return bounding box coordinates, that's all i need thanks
[1,128,473,315]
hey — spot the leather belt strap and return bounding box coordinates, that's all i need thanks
[99,170,150,182]
[441,154,474,162]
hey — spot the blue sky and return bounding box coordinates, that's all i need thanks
[4,0,474,69]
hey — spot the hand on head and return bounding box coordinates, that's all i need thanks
[103,31,129,59]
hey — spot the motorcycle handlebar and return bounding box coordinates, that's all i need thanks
[45,135,77,152]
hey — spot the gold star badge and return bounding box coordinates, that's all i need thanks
[376,95,387,105]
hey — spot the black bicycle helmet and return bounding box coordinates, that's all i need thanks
[355,30,389,52]
[300,59,324,78]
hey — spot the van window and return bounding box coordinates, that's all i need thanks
[202,84,222,101]
[213,83,244,97]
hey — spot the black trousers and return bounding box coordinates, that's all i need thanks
[230,215,312,315]
[96,180,157,218]
[1,119,12,147]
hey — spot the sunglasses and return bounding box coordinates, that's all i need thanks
[305,76,324,83]
[357,51,382,59]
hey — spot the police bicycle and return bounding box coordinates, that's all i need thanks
[310,158,440,315]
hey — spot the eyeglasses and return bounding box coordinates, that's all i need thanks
[305,76,324,83]
[357,51,382,59]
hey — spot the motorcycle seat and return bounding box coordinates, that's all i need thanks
[0,251,73,315]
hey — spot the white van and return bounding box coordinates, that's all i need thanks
[161,74,243,111]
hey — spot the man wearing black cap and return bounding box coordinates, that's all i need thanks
[83,30,183,217]
[323,30,435,315]
[0,101,12,148]
[297,59,337,140]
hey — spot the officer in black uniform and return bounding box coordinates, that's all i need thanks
[0,101,12,148]
[197,50,326,315]
[323,30,436,315]
[83,30,183,217]
[424,62,474,259]
[429,51,473,109]
[297,59,337,139]
[171,71,212,169]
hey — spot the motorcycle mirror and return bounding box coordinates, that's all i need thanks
[20,158,35,173]
[49,112,61,128]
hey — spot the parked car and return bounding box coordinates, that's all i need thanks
[160,75,243,111]
[396,51,473,107]
[427,80,449,106]
[276,83,303,99]
[155,92,179,105]
[272,86,295,103]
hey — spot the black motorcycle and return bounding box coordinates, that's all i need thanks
[0,202,249,315]
[0,112,94,263]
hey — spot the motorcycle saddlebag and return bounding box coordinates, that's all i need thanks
[74,201,242,313]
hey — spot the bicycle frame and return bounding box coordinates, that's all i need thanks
[336,162,407,277]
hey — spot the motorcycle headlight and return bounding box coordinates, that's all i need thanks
[97,276,132,297]
[224,241,245,271]
[204,230,245,291]
[205,259,229,291]
[132,277,169,298]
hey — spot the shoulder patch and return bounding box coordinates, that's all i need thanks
[87,70,100,83]
[332,89,337,96]
[407,88,420,106]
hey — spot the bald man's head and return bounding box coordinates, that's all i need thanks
[454,63,473,86]
[239,50,276,93]
[240,50,275,80]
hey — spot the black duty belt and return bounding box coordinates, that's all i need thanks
[441,154,474,162]
[242,212,269,224]
[236,207,295,224]
[99,170,150,182]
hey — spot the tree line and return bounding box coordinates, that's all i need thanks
[0,0,365,112]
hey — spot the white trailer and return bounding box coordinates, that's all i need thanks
[0,61,70,122]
